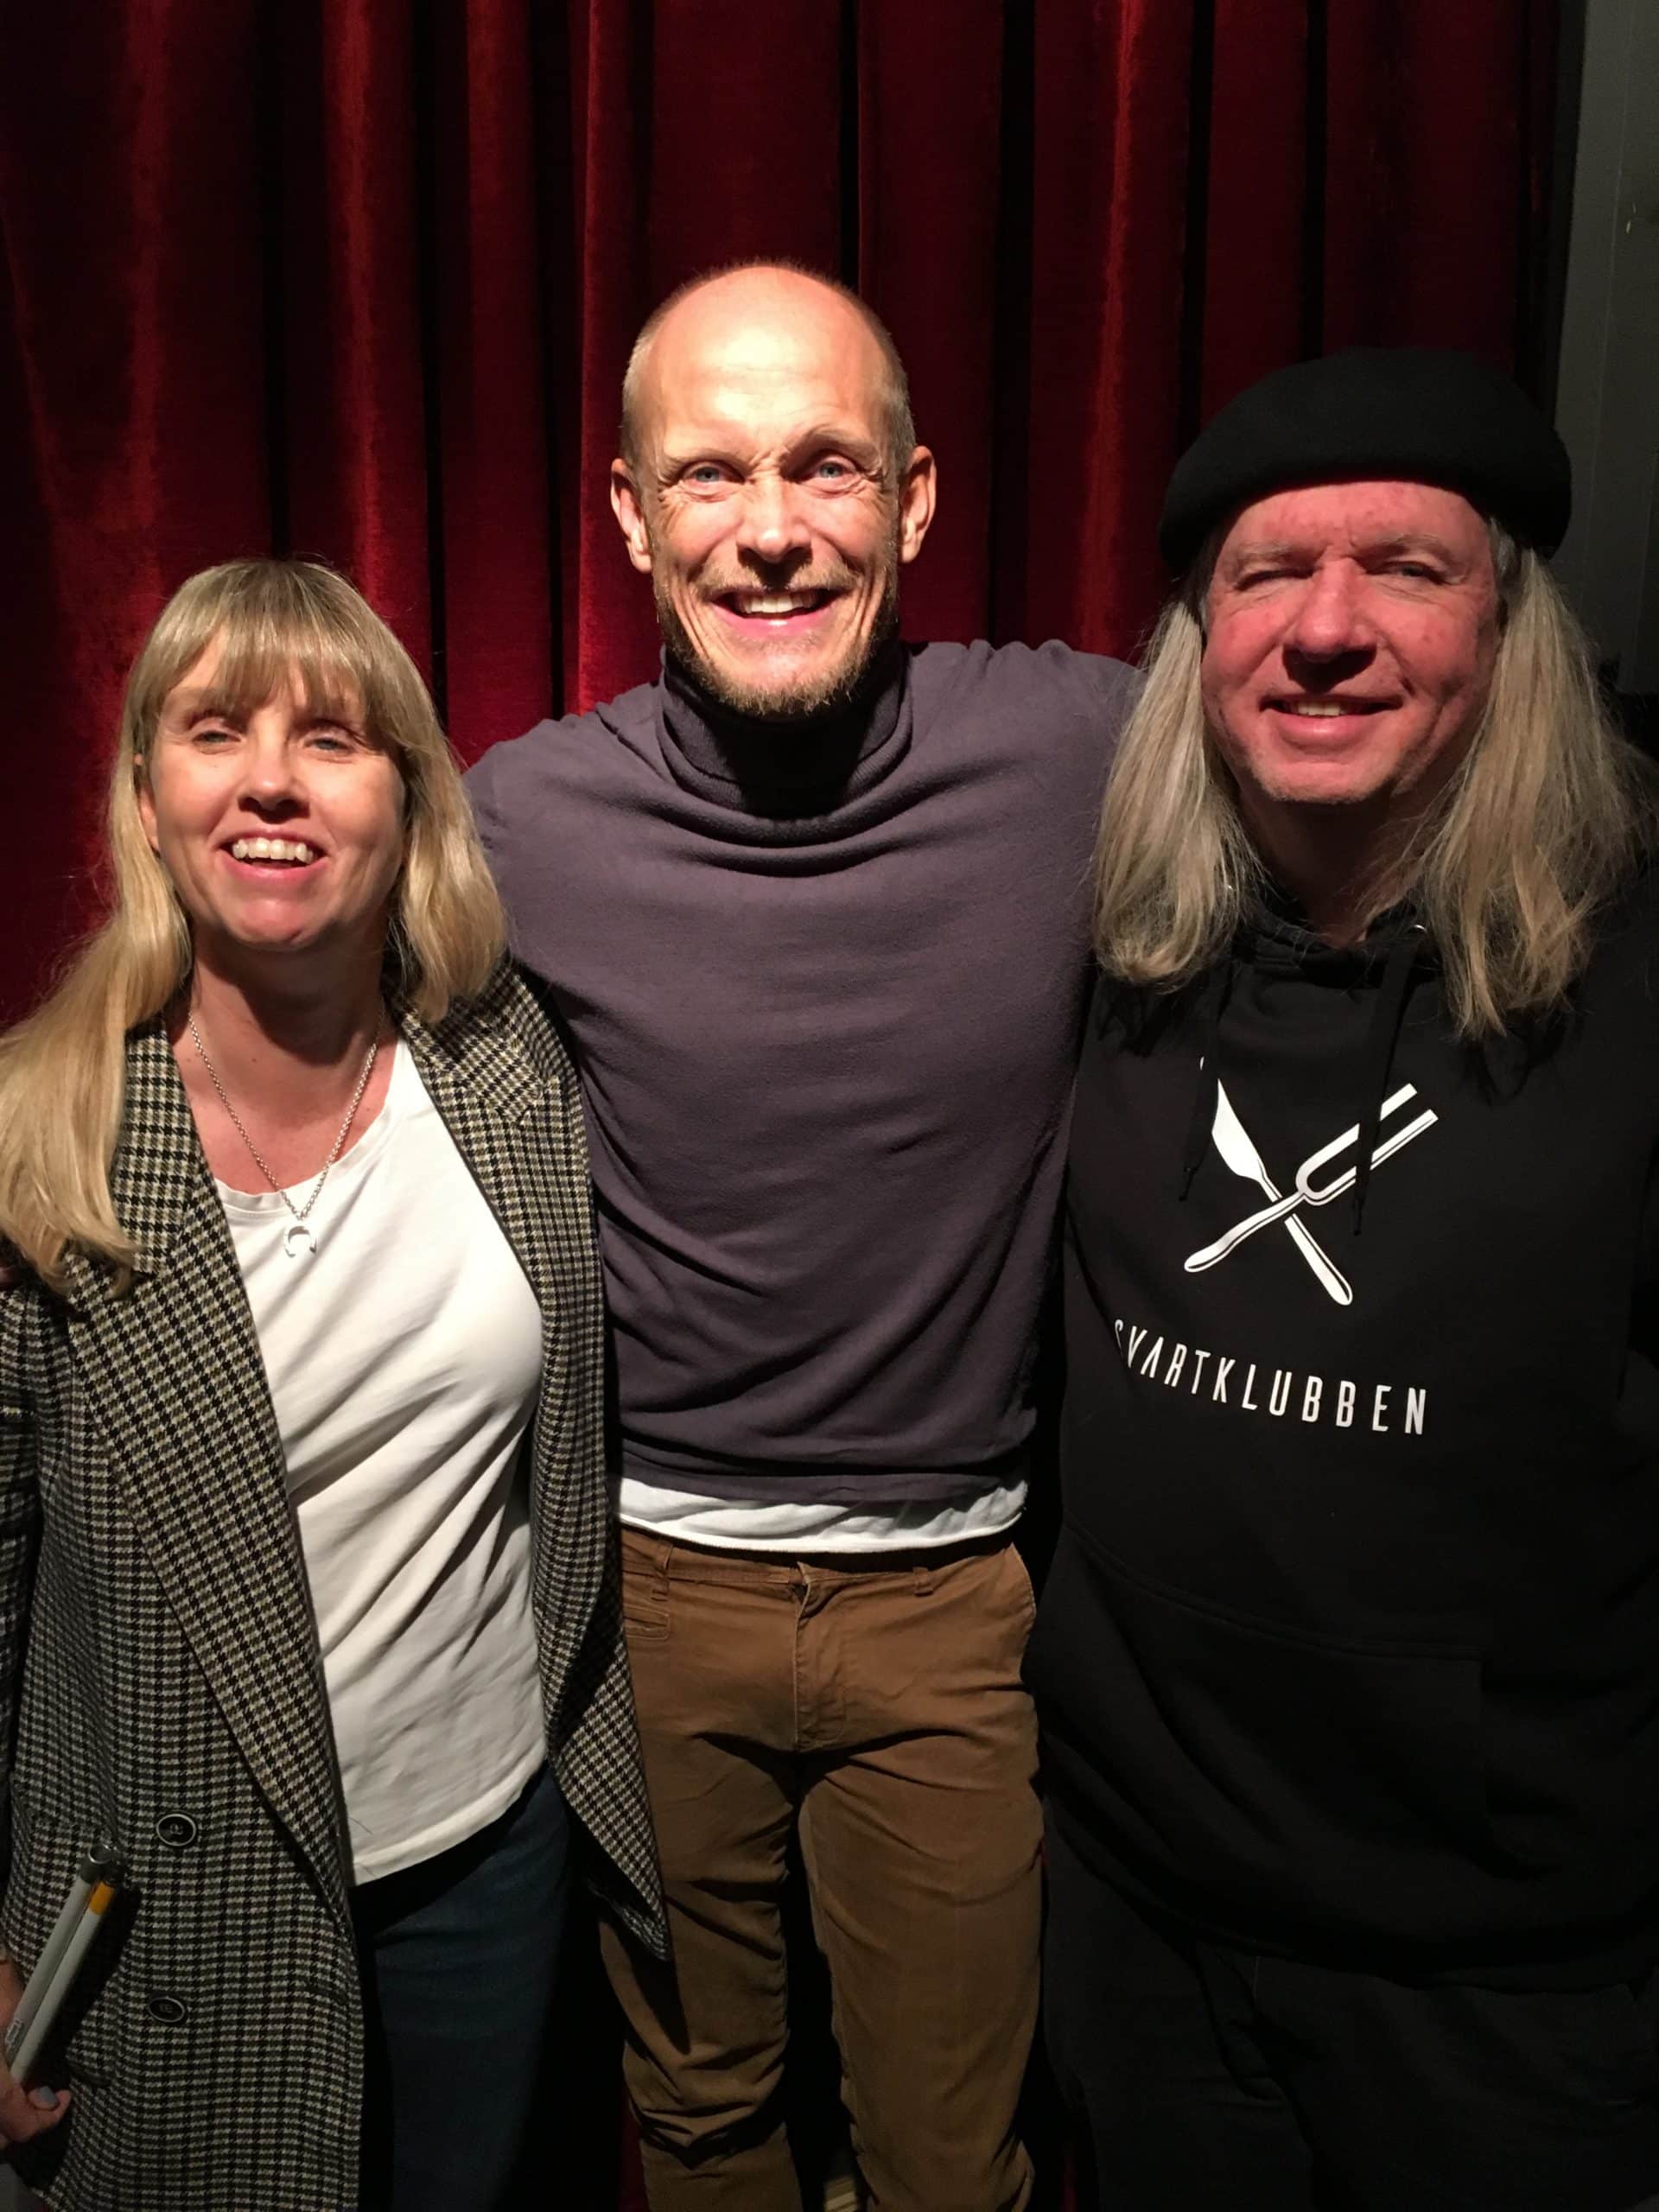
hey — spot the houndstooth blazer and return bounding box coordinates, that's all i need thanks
[0,962,664,2210]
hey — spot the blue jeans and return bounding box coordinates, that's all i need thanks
[353,1764,570,2212]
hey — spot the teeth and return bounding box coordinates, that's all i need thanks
[730,593,820,616]
[1284,702,1349,717]
[231,837,316,863]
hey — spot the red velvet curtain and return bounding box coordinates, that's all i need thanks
[3,0,1558,1030]
[0,3,1558,2199]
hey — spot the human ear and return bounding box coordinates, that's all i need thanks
[610,462,655,575]
[134,755,161,855]
[896,448,937,566]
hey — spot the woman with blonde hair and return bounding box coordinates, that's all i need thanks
[0,560,662,2211]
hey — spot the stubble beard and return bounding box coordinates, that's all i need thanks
[654,552,902,728]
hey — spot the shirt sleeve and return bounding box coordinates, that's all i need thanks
[1065,649,1142,757]
[464,741,509,882]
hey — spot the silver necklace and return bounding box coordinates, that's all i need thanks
[187,1013,382,1259]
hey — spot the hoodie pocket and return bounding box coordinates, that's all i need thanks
[1029,1522,1492,1938]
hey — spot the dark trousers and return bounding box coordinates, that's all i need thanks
[1044,1817,1659,2212]
[601,1528,1042,2212]
[353,1763,570,2212]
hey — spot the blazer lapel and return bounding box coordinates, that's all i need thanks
[399,990,608,1665]
[397,999,562,1316]
[65,1026,349,1924]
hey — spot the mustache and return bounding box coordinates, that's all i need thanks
[695,568,858,601]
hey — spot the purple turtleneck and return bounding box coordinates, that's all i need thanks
[467,639,1134,1506]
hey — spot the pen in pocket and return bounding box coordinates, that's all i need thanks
[5,1845,124,2088]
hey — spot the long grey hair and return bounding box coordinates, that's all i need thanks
[1092,525,1656,1034]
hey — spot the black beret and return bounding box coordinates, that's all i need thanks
[1159,347,1572,571]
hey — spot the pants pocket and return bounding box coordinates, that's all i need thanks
[1007,1541,1038,1637]
[620,1538,671,1643]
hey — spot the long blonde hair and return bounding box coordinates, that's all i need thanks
[1093,530,1656,1033]
[0,559,505,1291]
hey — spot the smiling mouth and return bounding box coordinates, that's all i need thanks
[226,836,321,866]
[1268,697,1394,719]
[714,588,840,622]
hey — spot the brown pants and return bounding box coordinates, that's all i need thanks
[601,1526,1042,2212]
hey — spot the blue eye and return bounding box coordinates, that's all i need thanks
[305,719,366,753]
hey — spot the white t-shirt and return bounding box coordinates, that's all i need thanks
[218,1040,547,1883]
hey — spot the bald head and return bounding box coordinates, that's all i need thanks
[607,259,936,724]
[619,261,916,484]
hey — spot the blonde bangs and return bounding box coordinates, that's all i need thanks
[123,563,433,775]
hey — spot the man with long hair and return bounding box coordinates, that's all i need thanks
[1029,349,1659,2211]
[467,262,1135,2210]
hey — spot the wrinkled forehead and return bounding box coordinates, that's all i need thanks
[1215,477,1492,567]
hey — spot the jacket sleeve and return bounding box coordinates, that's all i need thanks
[0,1299,42,1856]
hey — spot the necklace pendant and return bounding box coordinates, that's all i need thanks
[283,1221,318,1261]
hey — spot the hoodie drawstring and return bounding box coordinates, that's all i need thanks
[1351,926,1422,1232]
[1178,959,1233,1201]
[1174,925,1422,1233]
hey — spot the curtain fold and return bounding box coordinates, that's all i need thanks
[3,0,1559,1024]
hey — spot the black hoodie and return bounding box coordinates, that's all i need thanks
[1027,879,1659,1987]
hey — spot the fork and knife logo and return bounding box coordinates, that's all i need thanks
[1184,1075,1439,1306]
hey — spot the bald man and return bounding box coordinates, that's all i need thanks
[467,262,1134,2212]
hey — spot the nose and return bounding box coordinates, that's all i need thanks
[238,717,305,811]
[1284,560,1375,663]
[734,473,811,565]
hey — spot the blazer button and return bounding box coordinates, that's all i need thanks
[145,1993,188,2027]
[155,1813,197,1850]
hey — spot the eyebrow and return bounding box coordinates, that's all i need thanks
[160,689,248,728]
[662,423,882,469]
[162,687,364,730]
[1224,532,1465,569]
[790,423,881,459]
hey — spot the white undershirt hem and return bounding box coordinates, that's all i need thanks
[617,1477,1026,1554]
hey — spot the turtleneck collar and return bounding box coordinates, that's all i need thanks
[658,642,910,819]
